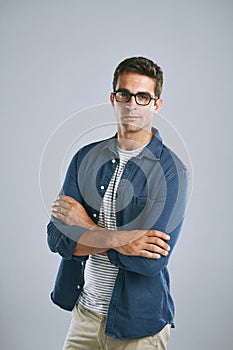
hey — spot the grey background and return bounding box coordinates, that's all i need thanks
[1,0,232,349]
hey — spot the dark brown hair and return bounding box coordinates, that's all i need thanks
[112,56,163,98]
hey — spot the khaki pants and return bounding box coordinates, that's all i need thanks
[63,303,171,350]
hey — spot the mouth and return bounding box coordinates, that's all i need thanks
[121,115,140,121]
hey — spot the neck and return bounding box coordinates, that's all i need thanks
[117,128,153,150]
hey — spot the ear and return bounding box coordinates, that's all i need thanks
[110,93,114,106]
[154,98,163,113]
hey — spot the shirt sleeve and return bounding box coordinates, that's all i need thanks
[47,151,88,261]
[107,167,190,277]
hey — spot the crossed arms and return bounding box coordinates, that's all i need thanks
[51,195,171,259]
[47,147,189,277]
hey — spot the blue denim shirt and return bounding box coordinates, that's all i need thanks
[47,128,189,340]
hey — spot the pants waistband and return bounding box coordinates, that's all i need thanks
[77,302,107,322]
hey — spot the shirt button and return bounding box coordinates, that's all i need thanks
[93,213,97,218]
[100,185,105,190]
[77,285,81,289]
[112,159,116,163]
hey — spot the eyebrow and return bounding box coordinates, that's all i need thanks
[116,88,151,95]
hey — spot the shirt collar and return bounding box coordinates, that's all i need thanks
[101,127,163,161]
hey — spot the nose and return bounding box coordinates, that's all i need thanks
[125,103,137,111]
[125,95,138,110]
[128,94,137,105]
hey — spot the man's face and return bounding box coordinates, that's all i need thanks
[110,72,162,133]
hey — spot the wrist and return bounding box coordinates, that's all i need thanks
[89,223,105,231]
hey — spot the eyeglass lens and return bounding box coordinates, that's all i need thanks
[115,91,152,105]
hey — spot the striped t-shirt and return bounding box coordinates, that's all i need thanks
[78,143,146,315]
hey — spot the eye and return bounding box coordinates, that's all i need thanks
[118,91,129,97]
[137,93,150,100]
[115,91,130,102]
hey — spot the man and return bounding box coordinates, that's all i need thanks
[47,56,189,349]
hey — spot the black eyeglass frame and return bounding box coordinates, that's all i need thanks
[112,90,158,106]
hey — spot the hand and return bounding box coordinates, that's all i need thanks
[51,195,97,229]
[115,230,170,259]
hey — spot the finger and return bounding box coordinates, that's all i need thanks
[57,195,76,204]
[139,250,161,259]
[51,210,66,221]
[52,200,70,210]
[51,206,67,216]
[143,243,169,257]
[147,230,170,241]
[147,237,170,251]
[56,196,81,209]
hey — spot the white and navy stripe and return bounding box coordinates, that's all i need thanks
[79,144,146,315]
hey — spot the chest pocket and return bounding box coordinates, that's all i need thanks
[131,196,148,207]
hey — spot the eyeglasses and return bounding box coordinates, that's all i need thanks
[112,90,158,106]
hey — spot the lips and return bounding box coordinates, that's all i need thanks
[122,115,140,120]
